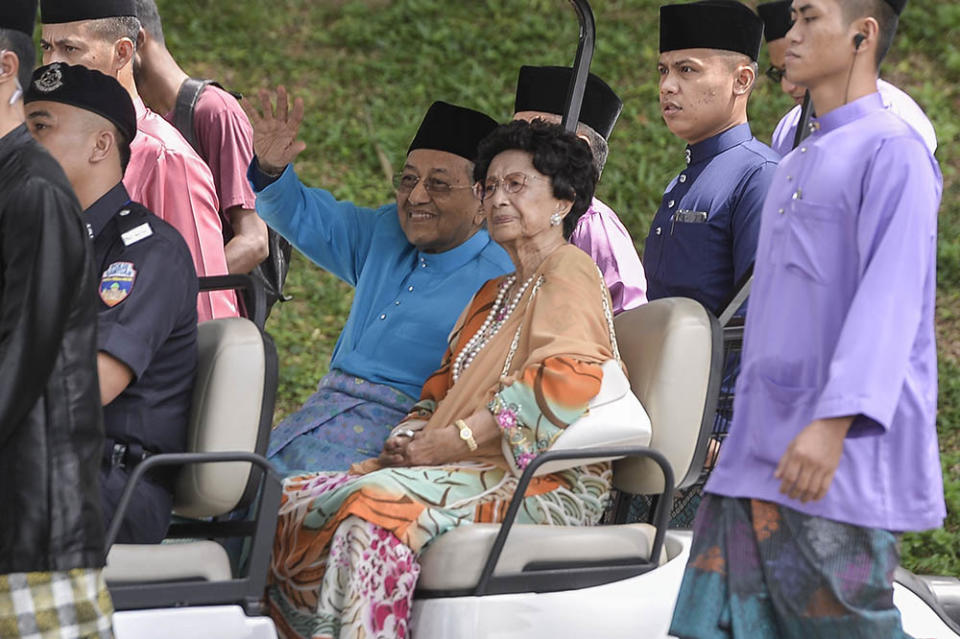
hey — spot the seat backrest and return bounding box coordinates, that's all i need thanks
[611,297,722,495]
[174,318,276,518]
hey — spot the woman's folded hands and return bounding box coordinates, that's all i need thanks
[348,410,503,474]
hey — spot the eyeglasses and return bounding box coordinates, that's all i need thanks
[474,172,548,201]
[765,65,786,84]
[392,173,473,195]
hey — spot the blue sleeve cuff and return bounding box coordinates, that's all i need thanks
[248,156,286,192]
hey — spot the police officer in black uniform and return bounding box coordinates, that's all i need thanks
[25,62,198,544]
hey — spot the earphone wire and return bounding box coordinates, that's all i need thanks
[843,35,864,106]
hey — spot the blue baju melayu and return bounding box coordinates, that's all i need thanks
[642,122,779,316]
[249,161,512,473]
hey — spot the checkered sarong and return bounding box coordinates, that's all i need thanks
[0,569,113,639]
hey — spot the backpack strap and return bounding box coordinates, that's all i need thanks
[173,77,213,153]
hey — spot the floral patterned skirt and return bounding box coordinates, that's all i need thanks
[670,494,909,639]
[267,463,611,639]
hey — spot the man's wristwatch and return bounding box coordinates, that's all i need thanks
[454,419,478,452]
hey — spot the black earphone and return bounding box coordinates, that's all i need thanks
[854,33,866,49]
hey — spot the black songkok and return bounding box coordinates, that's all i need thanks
[757,0,793,42]
[407,101,498,161]
[41,0,136,23]
[514,65,623,140]
[883,0,907,15]
[660,0,765,62]
[25,63,137,141]
[0,0,38,37]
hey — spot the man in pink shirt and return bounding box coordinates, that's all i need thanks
[513,65,647,313]
[39,0,237,322]
[131,0,268,277]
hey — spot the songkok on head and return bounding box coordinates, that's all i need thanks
[41,0,136,24]
[660,0,765,62]
[25,63,137,141]
[757,0,793,42]
[514,65,623,140]
[883,0,907,15]
[407,101,498,162]
[0,0,38,37]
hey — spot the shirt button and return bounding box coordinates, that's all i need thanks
[655,227,662,236]
[787,175,793,181]
[394,300,401,306]
[800,147,807,153]
[420,262,427,268]
[679,175,686,183]
[408,286,414,292]
[379,314,387,320]
[778,208,785,215]
[668,200,675,208]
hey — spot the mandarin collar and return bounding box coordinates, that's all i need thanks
[415,229,491,273]
[85,182,132,238]
[816,92,884,135]
[685,122,753,166]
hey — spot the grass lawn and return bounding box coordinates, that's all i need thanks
[157,0,959,574]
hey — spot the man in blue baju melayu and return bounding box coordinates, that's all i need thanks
[643,0,779,317]
[244,90,512,474]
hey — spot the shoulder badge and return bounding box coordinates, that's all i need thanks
[99,262,137,307]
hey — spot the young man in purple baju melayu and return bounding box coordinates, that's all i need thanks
[757,0,936,156]
[670,0,945,637]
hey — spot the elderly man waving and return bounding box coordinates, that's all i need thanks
[245,89,512,475]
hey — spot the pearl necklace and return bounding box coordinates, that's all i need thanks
[452,273,538,382]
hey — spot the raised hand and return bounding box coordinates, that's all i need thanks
[241,85,307,176]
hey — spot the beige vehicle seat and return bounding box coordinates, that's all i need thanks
[103,317,281,614]
[416,297,721,596]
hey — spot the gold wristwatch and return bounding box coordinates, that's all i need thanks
[454,419,478,452]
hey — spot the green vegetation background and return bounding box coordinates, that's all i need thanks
[156,0,959,574]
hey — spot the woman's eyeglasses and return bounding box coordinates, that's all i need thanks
[474,172,547,201]
[392,173,473,195]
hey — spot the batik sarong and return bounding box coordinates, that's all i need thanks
[0,569,114,639]
[268,370,416,475]
[670,494,909,639]
[267,463,611,639]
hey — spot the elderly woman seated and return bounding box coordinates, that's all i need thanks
[267,120,622,639]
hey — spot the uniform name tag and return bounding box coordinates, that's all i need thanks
[121,222,153,246]
[673,209,708,224]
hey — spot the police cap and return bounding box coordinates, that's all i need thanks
[25,63,137,142]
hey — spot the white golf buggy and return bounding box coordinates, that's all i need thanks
[101,279,960,639]
[100,3,960,636]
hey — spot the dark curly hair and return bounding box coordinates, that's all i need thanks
[474,120,598,240]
